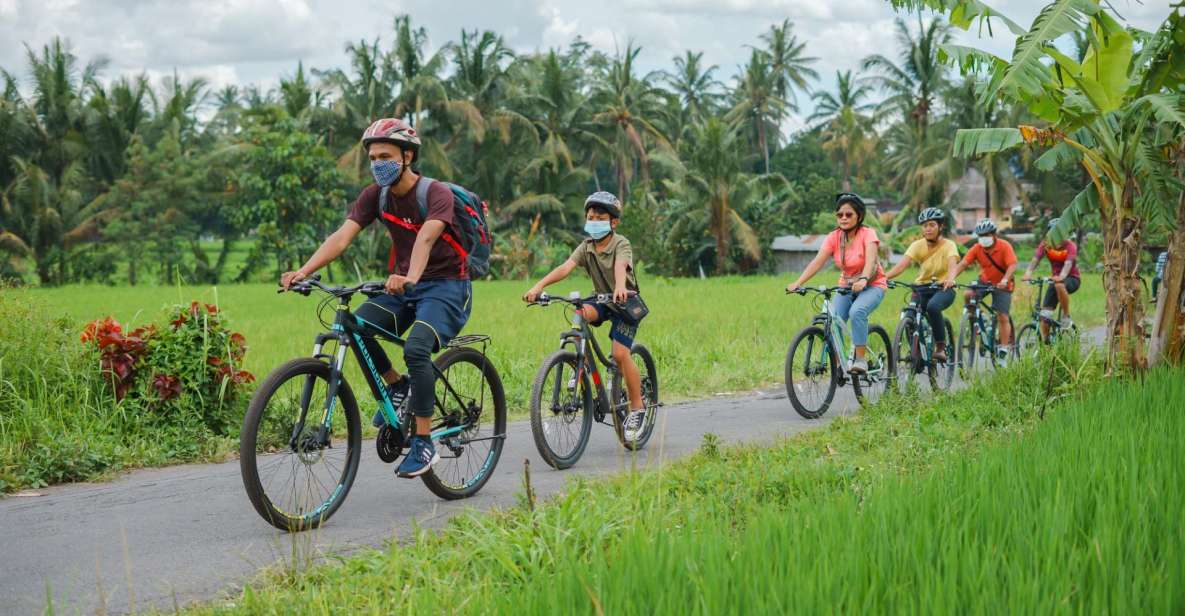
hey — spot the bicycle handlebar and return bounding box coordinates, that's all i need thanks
[887,280,946,291]
[529,290,637,307]
[786,285,852,297]
[279,273,415,297]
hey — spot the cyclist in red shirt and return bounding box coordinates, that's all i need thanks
[952,219,1018,354]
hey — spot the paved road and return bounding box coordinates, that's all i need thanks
[1,385,862,615]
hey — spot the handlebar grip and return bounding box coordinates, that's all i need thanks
[402,282,416,294]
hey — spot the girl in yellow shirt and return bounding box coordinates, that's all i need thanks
[885,207,959,362]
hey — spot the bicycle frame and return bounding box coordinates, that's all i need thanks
[556,307,621,420]
[293,292,483,450]
[963,289,1001,353]
[898,297,936,366]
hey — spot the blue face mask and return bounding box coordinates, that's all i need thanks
[584,220,612,240]
[371,159,403,186]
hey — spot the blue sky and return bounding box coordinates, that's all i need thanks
[0,0,1175,128]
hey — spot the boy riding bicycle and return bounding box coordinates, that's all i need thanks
[953,219,1018,355]
[522,192,649,442]
[280,118,471,479]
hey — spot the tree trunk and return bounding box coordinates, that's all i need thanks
[714,200,729,276]
[1149,191,1185,366]
[128,252,137,286]
[1100,182,1148,373]
[758,120,770,175]
[841,156,851,193]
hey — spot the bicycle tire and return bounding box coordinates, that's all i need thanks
[785,326,838,419]
[1016,323,1042,357]
[240,357,361,532]
[852,324,893,406]
[529,349,593,469]
[614,343,660,451]
[931,319,956,390]
[421,346,507,500]
[892,316,918,391]
[957,313,978,377]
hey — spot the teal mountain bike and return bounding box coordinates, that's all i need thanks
[784,286,894,418]
[888,281,956,392]
[1015,277,1079,355]
[240,275,506,532]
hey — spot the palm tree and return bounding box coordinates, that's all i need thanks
[84,74,152,184]
[861,16,952,135]
[759,19,819,110]
[808,70,876,192]
[589,42,670,200]
[666,116,793,274]
[728,49,788,174]
[665,51,723,123]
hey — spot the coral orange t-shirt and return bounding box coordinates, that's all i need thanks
[821,226,887,289]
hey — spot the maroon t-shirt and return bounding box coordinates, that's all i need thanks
[347,178,467,280]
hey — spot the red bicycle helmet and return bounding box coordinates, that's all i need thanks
[361,118,421,161]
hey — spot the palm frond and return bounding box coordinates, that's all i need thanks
[953,128,1022,158]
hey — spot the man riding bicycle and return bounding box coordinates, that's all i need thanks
[884,207,959,363]
[952,219,1018,355]
[280,118,471,479]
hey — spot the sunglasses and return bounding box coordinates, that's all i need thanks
[836,211,857,219]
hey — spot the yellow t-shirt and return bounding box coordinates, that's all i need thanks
[904,238,958,284]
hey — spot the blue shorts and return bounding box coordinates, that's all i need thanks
[589,302,641,349]
[354,279,472,351]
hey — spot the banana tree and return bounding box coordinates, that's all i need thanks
[928,0,1184,371]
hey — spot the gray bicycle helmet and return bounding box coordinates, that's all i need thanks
[974,219,998,236]
[918,207,946,225]
[584,191,622,218]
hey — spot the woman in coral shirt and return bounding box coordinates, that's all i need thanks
[786,193,887,374]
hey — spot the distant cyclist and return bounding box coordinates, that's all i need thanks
[1022,218,1079,338]
[885,207,958,362]
[786,193,887,374]
[953,219,1018,355]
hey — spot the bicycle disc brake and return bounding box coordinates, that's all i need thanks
[376,424,405,463]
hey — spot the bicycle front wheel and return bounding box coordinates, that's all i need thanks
[422,346,507,500]
[614,343,660,451]
[240,357,361,532]
[785,326,838,419]
[893,317,919,392]
[529,349,593,469]
[930,319,956,391]
[853,325,893,406]
[1016,323,1042,357]
[957,314,980,379]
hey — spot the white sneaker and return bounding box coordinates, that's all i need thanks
[1060,316,1074,330]
[623,410,646,442]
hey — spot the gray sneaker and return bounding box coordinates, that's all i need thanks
[1059,316,1074,330]
[623,410,647,442]
[849,358,869,374]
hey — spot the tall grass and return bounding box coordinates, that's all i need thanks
[183,341,1180,615]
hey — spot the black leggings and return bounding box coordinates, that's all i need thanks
[913,288,955,345]
[355,305,439,418]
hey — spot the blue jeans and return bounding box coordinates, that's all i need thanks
[831,286,885,347]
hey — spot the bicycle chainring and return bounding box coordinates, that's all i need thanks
[376,424,405,463]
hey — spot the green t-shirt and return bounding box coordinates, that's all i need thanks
[569,234,639,295]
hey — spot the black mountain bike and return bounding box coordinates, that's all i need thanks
[240,275,506,531]
[956,282,1017,375]
[527,292,659,469]
[1015,277,1079,355]
[887,281,956,392]
[784,286,894,418]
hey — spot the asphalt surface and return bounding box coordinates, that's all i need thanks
[0,385,862,615]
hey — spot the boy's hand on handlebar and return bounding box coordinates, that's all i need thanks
[523,285,544,303]
[785,282,801,294]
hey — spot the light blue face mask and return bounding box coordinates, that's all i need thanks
[584,220,612,240]
[371,159,403,186]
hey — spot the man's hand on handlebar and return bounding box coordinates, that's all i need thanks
[280,270,309,290]
[384,274,415,295]
[523,285,544,304]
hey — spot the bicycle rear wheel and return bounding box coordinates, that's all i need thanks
[853,325,893,406]
[614,343,659,451]
[421,346,507,500]
[957,313,981,379]
[785,326,838,419]
[240,357,361,532]
[529,349,593,469]
[893,317,919,392]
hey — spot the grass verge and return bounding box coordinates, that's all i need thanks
[189,341,1179,614]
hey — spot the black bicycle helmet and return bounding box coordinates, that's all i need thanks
[584,191,622,219]
[834,192,867,225]
[918,207,945,225]
[974,219,998,236]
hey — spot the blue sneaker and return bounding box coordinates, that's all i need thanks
[397,436,439,478]
[371,377,410,427]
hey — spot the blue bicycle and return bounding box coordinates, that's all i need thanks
[240,275,506,531]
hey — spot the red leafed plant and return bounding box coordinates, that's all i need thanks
[80,317,154,400]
